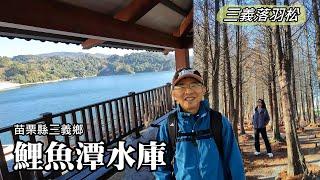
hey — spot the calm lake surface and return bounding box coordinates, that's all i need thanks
[0,71,174,128]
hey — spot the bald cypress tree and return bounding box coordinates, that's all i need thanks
[273,0,308,176]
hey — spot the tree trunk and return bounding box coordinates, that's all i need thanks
[283,0,298,124]
[222,0,236,140]
[311,0,320,121]
[299,77,306,123]
[298,51,307,124]
[239,64,245,134]
[223,58,228,116]
[210,0,220,110]
[267,79,273,126]
[304,27,316,124]
[303,59,310,123]
[272,75,281,140]
[234,0,241,141]
[291,61,299,124]
[202,0,209,99]
[273,0,308,176]
[312,0,320,82]
[278,89,283,125]
[268,27,281,141]
[317,92,320,117]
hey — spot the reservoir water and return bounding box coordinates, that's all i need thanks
[0,71,174,128]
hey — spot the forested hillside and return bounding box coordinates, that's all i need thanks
[0,52,175,84]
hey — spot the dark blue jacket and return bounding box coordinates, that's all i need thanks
[252,108,270,129]
[153,100,245,180]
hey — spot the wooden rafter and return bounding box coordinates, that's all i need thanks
[160,0,188,16]
[82,0,192,49]
[173,8,193,37]
[114,0,160,23]
[0,0,184,49]
[83,0,161,49]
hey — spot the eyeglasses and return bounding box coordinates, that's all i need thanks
[173,82,203,91]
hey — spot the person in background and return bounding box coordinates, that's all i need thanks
[153,67,245,180]
[252,99,273,158]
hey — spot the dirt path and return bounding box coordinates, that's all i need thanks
[106,125,320,179]
[240,126,320,179]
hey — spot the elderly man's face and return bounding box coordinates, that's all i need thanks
[172,77,206,114]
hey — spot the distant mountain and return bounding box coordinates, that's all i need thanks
[38,52,111,59]
[12,52,111,62]
[97,52,175,76]
[11,55,41,62]
[1,52,176,84]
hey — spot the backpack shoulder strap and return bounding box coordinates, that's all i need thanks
[167,109,223,155]
[209,109,223,157]
[167,111,178,151]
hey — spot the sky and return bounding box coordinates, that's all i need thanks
[0,37,144,57]
[0,37,193,58]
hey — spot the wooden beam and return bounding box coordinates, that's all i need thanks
[0,27,165,51]
[0,0,183,49]
[175,48,190,70]
[173,8,193,37]
[160,0,188,16]
[181,37,193,49]
[82,0,192,49]
[0,26,85,44]
[85,0,160,49]
[114,0,160,23]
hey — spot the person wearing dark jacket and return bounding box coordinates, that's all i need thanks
[252,99,273,157]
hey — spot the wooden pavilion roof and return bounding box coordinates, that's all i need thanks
[0,0,193,52]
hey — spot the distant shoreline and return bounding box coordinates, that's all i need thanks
[0,71,174,92]
[0,81,21,91]
[0,76,93,92]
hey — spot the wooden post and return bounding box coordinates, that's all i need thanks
[114,101,122,136]
[175,48,190,70]
[119,99,126,134]
[71,111,80,144]
[0,140,10,179]
[128,92,141,138]
[142,93,148,122]
[166,83,173,110]
[135,95,142,127]
[102,103,110,143]
[60,114,70,146]
[159,88,164,115]
[140,93,145,124]
[108,102,116,140]
[94,106,103,141]
[40,113,63,179]
[41,112,55,144]
[8,128,22,179]
[88,107,96,142]
[81,109,90,142]
[29,135,44,179]
[148,91,153,120]
[124,98,131,131]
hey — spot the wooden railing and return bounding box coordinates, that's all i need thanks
[0,83,173,179]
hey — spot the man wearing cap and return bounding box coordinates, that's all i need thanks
[153,68,245,180]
